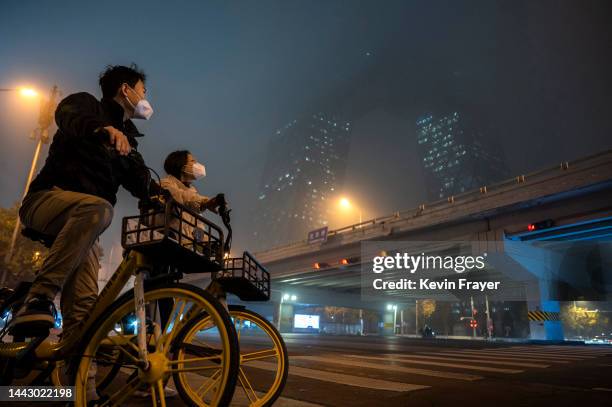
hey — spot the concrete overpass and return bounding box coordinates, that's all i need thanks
[254,150,612,339]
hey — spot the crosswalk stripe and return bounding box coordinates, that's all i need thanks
[479,350,594,359]
[416,351,568,364]
[344,354,523,374]
[444,349,592,360]
[290,355,482,381]
[511,345,611,351]
[504,348,601,356]
[248,360,429,392]
[507,346,611,355]
[389,353,550,368]
[180,370,325,406]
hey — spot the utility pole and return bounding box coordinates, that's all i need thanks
[485,294,492,339]
[470,296,476,338]
[1,85,59,284]
[415,299,419,335]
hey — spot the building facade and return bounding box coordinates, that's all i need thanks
[417,112,509,201]
[252,113,351,251]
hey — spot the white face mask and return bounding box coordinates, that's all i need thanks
[125,86,154,120]
[183,162,206,180]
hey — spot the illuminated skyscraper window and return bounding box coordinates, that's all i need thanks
[416,112,509,201]
[251,113,351,250]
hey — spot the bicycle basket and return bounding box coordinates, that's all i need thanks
[213,251,270,301]
[121,200,224,272]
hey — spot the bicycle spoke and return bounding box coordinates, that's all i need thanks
[170,365,220,373]
[111,327,141,352]
[105,335,141,364]
[238,367,259,404]
[241,348,279,363]
[197,369,222,398]
[168,355,222,365]
[236,316,243,341]
[104,373,141,405]
[163,300,183,335]
[156,379,167,407]
[161,300,190,349]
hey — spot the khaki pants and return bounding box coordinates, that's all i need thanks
[19,187,113,338]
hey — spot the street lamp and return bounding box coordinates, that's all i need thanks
[1,85,60,284]
[338,196,363,225]
[277,293,298,332]
[386,303,398,334]
[0,87,39,98]
[19,88,39,98]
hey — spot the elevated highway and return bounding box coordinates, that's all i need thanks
[253,150,612,339]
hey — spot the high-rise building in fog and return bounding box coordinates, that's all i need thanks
[252,113,351,250]
[416,112,509,201]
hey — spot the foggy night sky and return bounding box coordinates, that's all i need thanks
[1,0,611,266]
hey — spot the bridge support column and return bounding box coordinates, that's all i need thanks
[526,281,564,341]
[527,301,563,341]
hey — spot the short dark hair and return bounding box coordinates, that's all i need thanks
[164,150,191,178]
[99,64,146,99]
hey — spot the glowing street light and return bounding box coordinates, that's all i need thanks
[338,196,362,224]
[0,85,60,284]
[19,87,39,98]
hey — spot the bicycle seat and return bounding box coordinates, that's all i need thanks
[21,227,55,248]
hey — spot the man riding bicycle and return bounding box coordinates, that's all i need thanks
[10,64,160,345]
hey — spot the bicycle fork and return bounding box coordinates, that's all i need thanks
[134,271,149,370]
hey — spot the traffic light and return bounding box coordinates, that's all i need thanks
[527,219,554,232]
[469,319,478,329]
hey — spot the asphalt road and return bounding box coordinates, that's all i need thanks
[270,334,612,407]
[4,334,611,406]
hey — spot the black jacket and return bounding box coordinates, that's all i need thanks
[28,92,157,205]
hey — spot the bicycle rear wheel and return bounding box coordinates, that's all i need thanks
[73,283,239,407]
[173,306,288,407]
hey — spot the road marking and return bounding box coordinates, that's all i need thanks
[344,354,523,373]
[290,355,482,381]
[592,387,612,392]
[444,349,592,360]
[180,371,326,406]
[417,351,568,364]
[507,346,611,356]
[388,353,550,368]
[511,345,611,351]
[248,360,429,392]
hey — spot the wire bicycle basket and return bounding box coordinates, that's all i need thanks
[214,251,270,301]
[121,199,224,272]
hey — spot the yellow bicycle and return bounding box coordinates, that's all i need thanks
[0,195,240,406]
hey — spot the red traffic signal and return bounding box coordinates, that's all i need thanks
[527,219,554,232]
[469,319,478,329]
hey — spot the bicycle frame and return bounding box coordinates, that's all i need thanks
[0,249,201,363]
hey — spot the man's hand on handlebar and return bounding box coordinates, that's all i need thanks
[102,126,131,156]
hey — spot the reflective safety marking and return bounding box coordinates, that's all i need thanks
[388,353,550,368]
[345,354,523,373]
[290,355,482,381]
[248,360,430,392]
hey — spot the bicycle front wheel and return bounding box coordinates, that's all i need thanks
[173,306,288,407]
[73,283,239,407]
